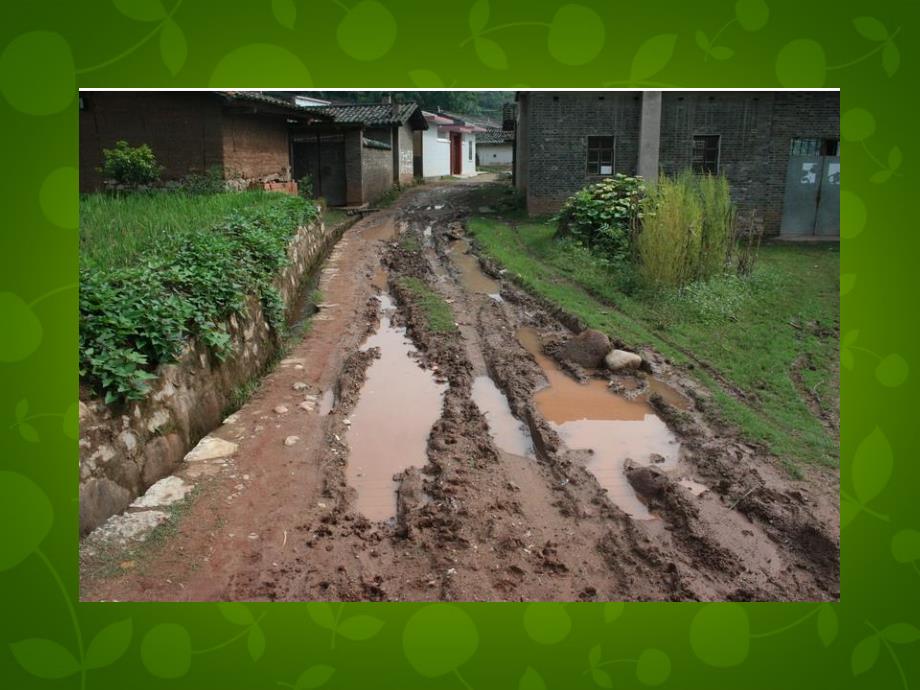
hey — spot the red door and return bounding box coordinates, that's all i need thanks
[450,133,462,175]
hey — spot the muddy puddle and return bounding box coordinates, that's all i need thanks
[448,239,502,300]
[345,294,446,521]
[472,376,534,457]
[517,327,680,519]
[362,216,398,241]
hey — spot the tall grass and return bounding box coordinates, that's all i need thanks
[638,174,702,287]
[637,172,736,287]
[80,191,279,270]
[696,174,734,278]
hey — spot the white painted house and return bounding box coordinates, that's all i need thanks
[476,128,514,167]
[418,111,482,178]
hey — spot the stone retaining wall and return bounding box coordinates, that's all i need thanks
[78,216,342,536]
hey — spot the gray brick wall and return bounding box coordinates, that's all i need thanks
[522,90,839,235]
[522,91,642,214]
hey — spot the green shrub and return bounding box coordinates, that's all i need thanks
[101,140,161,187]
[554,174,646,261]
[178,165,226,195]
[80,194,318,404]
[298,174,314,199]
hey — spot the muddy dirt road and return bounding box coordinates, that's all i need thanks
[81,179,839,602]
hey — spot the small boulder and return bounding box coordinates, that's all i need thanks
[560,329,610,368]
[605,349,642,372]
[283,435,300,447]
[626,465,669,500]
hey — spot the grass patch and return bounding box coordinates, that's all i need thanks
[321,207,348,229]
[398,277,458,334]
[81,191,282,270]
[399,233,422,252]
[468,216,839,469]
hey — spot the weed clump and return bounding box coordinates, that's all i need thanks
[397,277,458,334]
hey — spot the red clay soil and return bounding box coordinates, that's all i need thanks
[80,180,839,602]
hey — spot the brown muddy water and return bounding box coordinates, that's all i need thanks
[346,294,446,521]
[448,240,502,300]
[361,216,398,241]
[472,376,534,457]
[517,327,680,519]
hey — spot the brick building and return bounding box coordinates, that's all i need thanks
[79,91,331,192]
[80,92,429,207]
[513,90,840,237]
[292,102,427,205]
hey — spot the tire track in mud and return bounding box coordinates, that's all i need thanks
[392,182,838,601]
[81,180,838,602]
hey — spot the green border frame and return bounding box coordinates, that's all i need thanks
[2,0,916,687]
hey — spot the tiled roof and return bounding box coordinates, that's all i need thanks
[477,127,513,144]
[219,91,329,116]
[315,103,422,126]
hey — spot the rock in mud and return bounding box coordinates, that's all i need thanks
[626,464,669,501]
[284,435,300,446]
[560,329,610,368]
[605,349,642,371]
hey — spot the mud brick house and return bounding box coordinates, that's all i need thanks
[513,90,840,237]
[292,103,428,205]
[79,91,331,192]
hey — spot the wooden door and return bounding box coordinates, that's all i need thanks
[450,133,462,175]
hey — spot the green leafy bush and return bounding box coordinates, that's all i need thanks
[554,174,646,261]
[100,140,162,187]
[80,194,318,404]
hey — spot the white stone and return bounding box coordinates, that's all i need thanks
[130,476,193,508]
[273,405,289,415]
[118,431,138,452]
[284,435,300,446]
[604,349,643,371]
[185,436,238,462]
[92,510,169,545]
[292,382,308,391]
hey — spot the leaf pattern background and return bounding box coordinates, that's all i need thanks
[0,1,917,688]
